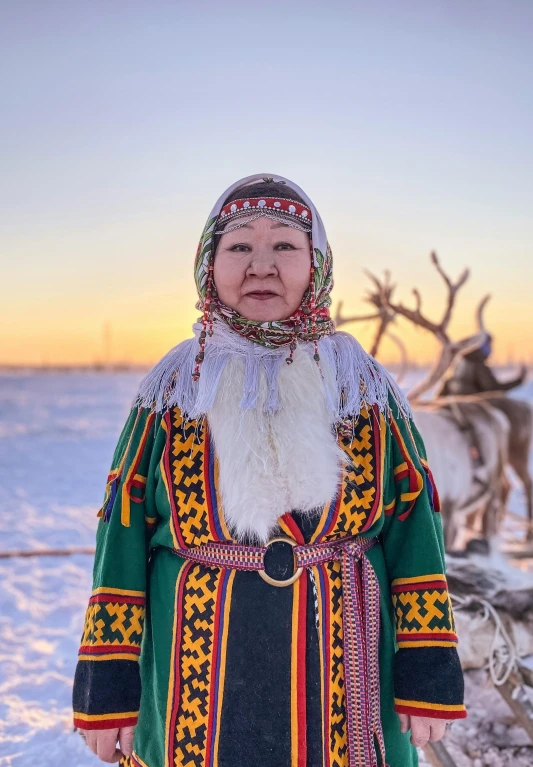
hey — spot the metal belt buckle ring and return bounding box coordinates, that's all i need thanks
[258,536,303,588]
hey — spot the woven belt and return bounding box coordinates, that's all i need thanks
[168,535,386,767]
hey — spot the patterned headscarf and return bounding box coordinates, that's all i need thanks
[193,174,335,351]
[135,173,411,419]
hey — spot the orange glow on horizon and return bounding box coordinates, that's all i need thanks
[1,287,529,368]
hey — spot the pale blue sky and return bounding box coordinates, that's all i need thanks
[1,1,532,364]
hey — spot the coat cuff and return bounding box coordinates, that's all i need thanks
[72,656,142,730]
[393,646,466,720]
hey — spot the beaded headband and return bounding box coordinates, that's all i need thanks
[218,196,313,225]
[214,208,312,236]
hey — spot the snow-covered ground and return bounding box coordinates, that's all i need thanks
[0,373,142,766]
[0,371,532,766]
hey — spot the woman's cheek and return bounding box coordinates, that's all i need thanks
[214,256,243,301]
[281,259,311,298]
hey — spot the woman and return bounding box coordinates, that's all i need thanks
[73,174,466,767]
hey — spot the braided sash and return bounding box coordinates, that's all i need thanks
[168,536,387,767]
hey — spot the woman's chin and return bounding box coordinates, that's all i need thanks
[238,298,292,322]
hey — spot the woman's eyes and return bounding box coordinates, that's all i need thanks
[229,244,251,252]
[228,242,296,252]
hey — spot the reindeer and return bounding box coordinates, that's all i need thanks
[334,270,409,384]
[336,253,532,550]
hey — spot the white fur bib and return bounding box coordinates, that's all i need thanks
[134,322,411,542]
[206,348,347,543]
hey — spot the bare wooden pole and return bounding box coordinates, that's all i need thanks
[422,741,459,767]
[0,547,96,559]
[496,670,533,743]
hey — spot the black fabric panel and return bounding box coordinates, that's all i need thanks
[218,570,293,767]
[305,573,323,767]
[393,647,464,705]
[292,509,323,543]
[72,659,141,714]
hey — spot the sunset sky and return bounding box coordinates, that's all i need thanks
[2,1,532,366]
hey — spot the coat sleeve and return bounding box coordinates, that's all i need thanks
[381,402,467,721]
[72,405,163,730]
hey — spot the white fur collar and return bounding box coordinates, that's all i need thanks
[133,320,411,424]
[207,348,347,543]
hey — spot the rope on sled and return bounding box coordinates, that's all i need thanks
[0,547,96,559]
[450,592,518,686]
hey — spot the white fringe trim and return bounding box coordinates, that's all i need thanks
[133,320,412,423]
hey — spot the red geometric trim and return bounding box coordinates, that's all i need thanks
[73,714,139,730]
[89,593,146,605]
[396,633,458,643]
[391,581,447,594]
[394,703,467,720]
[78,644,141,656]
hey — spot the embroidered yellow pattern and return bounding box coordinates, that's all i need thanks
[333,408,386,538]
[173,565,221,767]
[80,593,145,653]
[169,409,212,547]
[392,576,457,648]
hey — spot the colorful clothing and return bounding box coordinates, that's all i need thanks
[72,173,465,767]
[72,397,465,767]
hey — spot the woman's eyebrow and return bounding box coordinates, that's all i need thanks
[223,220,292,233]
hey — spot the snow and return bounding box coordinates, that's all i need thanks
[0,371,532,765]
[0,373,142,765]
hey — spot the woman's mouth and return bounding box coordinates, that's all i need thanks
[245,291,278,300]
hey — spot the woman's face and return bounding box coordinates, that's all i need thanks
[213,215,311,321]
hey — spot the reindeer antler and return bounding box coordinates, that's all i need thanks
[386,251,469,344]
[334,300,381,327]
[334,271,398,358]
[383,253,489,401]
[333,253,488,399]
[476,294,491,335]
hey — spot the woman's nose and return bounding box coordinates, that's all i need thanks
[246,252,278,277]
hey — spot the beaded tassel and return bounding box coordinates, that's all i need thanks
[192,262,215,380]
[309,264,321,364]
[289,263,321,368]
[285,338,297,365]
